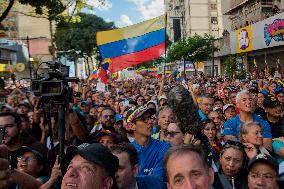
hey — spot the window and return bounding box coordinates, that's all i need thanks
[211,17,218,24]
[211,4,217,10]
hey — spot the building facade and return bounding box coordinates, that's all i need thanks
[166,0,224,41]
[165,0,224,75]
[216,0,284,76]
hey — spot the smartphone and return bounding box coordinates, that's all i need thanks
[0,127,5,144]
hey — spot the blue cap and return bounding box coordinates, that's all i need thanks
[115,114,123,122]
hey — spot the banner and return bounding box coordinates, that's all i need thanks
[230,12,284,54]
[236,25,253,53]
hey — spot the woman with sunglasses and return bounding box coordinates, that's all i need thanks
[165,122,184,146]
[213,140,248,189]
[240,122,272,159]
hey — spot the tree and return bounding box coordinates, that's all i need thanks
[167,34,215,71]
[224,55,237,78]
[0,0,106,23]
[0,0,65,23]
[54,13,114,75]
[224,54,247,79]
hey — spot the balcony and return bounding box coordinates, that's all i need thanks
[231,0,250,8]
[225,0,274,15]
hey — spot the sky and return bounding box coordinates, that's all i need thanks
[84,0,165,27]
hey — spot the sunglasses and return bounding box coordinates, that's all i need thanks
[223,140,245,150]
[165,131,181,138]
[136,115,155,122]
[102,115,115,120]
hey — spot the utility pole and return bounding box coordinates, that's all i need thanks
[211,38,215,77]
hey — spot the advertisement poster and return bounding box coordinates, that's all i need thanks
[236,25,253,53]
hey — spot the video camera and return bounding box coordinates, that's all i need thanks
[31,61,79,105]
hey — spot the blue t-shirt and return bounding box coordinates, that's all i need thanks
[223,114,272,139]
[272,140,284,164]
[131,139,171,180]
[137,176,166,189]
[198,110,207,121]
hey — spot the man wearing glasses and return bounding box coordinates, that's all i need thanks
[90,107,116,134]
[247,153,279,189]
[126,105,171,181]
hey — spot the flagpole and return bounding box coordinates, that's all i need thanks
[163,3,167,76]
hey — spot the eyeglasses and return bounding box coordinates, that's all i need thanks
[165,131,181,137]
[17,156,36,162]
[136,115,155,123]
[249,172,276,181]
[102,115,115,120]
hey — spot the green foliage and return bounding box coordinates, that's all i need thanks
[167,34,215,64]
[224,55,247,79]
[54,13,114,60]
[224,55,237,78]
[18,0,65,20]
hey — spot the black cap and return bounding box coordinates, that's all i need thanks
[263,96,281,108]
[17,102,31,109]
[62,143,119,189]
[248,153,279,174]
[63,143,118,175]
[16,146,46,165]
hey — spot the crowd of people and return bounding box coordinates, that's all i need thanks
[0,73,284,189]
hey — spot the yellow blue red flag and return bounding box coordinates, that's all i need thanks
[96,14,166,73]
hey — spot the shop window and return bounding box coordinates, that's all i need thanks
[211,17,218,24]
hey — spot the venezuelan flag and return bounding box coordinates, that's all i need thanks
[98,59,110,84]
[90,69,99,80]
[97,15,166,73]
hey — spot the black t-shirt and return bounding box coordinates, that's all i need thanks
[264,115,284,138]
[254,107,266,119]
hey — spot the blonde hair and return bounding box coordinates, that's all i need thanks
[240,122,262,142]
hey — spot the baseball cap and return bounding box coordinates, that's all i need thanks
[115,114,123,122]
[62,143,119,189]
[223,104,235,113]
[263,96,281,108]
[158,95,167,101]
[248,153,279,173]
[125,105,156,124]
[17,102,31,109]
[16,146,46,165]
[95,130,118,143]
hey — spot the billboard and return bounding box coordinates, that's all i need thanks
[253,12,284,50]
[230,12,284,54]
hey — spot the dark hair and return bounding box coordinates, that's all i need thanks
[164,144,209,179]
[220,140,245,157]
[135,95,145,102]
[167,86,201,135]
[201,119,216,130]
[200,94,214,100]
[110,143,138,167]
[101,107,116,116]
[0,112,21,127]
[19,114,29,124]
